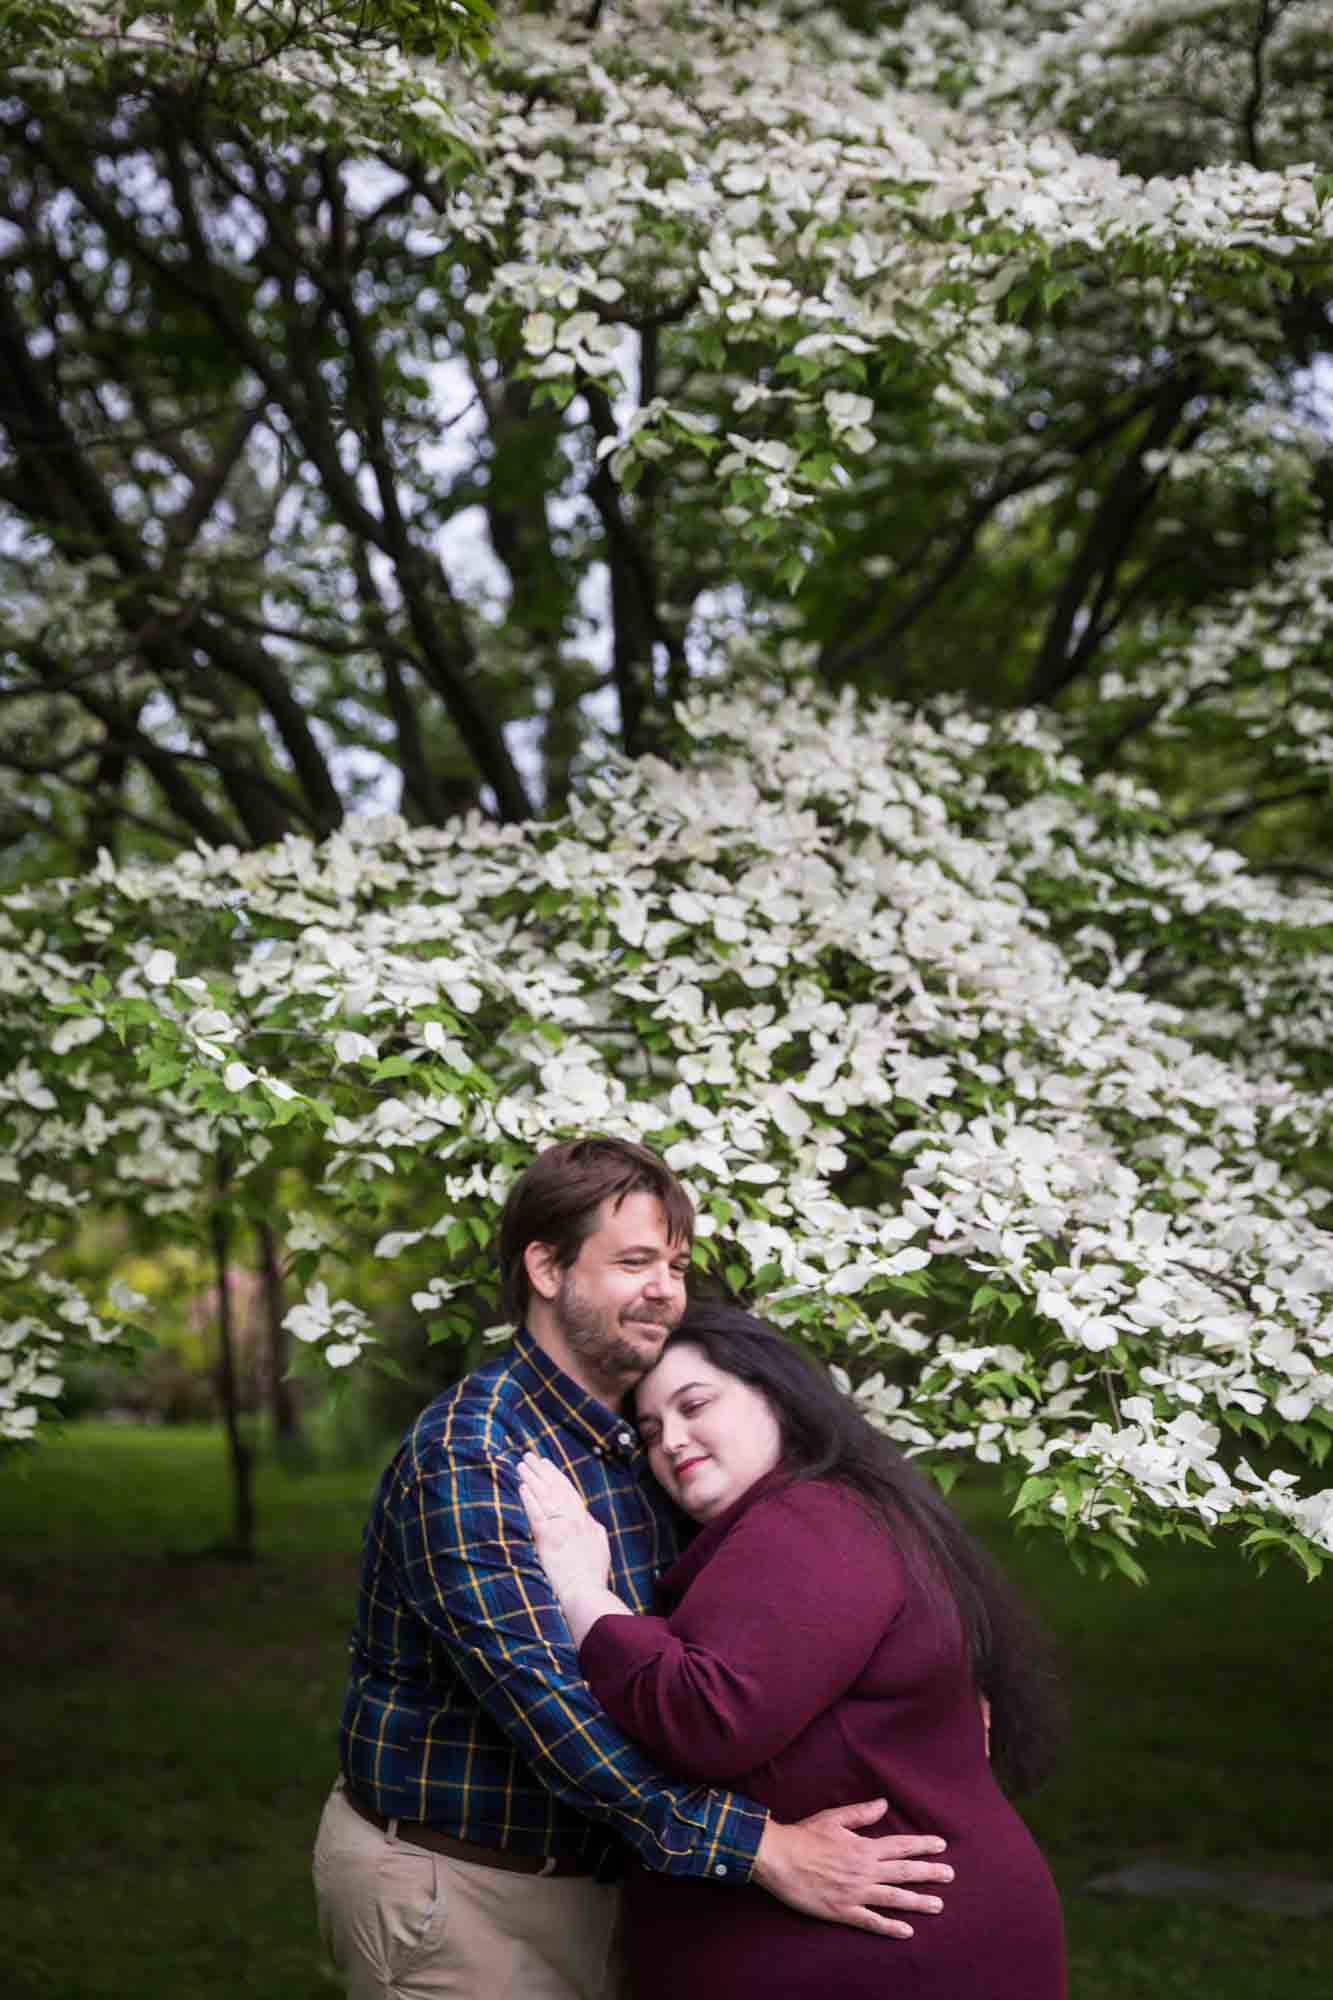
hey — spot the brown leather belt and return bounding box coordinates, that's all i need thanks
[345,1791,592,1878]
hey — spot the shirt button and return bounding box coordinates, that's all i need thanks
[713,1864,728,1878]
[616,1430,635,1452]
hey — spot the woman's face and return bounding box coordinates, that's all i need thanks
[635,1343,782,1522]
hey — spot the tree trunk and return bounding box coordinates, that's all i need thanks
[256,1217,298,1443]
[210,1159,255,1558]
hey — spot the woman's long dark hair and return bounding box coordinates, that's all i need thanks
[653,1303,1066,1795]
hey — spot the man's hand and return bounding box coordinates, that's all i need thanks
[753,1801,952,1938]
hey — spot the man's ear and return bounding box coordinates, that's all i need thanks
[524,1239,563,1302]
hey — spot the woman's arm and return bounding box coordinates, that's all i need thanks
[519,1453,906,1783]
[520,1455,953,1926]
[581,1481,905,1783]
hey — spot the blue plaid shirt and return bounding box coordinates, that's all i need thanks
[339,1328,768,1880]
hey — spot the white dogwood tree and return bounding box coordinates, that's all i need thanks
[5,683,1333,1576]
[3,3,1333,1574]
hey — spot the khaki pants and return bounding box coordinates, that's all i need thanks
[313,1780,626,2000]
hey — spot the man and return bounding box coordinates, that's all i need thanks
[313,1136,952,1999]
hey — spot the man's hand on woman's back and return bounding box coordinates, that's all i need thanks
[753,1800,952,1938]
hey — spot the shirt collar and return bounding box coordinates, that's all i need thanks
[509,1325,643,1463]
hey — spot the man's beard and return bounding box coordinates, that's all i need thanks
[552,1272,678,1394]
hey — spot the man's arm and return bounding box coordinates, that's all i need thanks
[394,1445,951,1931]
[398,1441,764,1878]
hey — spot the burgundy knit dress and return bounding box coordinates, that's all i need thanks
[579,1471,1065,2000]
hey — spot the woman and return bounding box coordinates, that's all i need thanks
[518,1302,1066,2000]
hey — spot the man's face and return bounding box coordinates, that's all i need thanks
[548,1192,691,1394]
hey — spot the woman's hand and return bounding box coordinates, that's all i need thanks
[518,1450,613,1605]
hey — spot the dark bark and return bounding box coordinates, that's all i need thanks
[469,356,571,721]
[820,490,999,688]
[581,373,685,754]
[209,1162,256,1560]
[1240,0,1275,167]
[818,384,1173,688]
[1023,375,1202,706]
[18,106,534,826]
[0,262,344,845]
[187,131,534,821]
[256,1218,298,1444]
[1183,781,1330,830]
[77,741,132,874]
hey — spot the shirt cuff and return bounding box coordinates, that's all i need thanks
[579,1614,768,1884]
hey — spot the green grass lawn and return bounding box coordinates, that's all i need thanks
[2,1423,1329,1999]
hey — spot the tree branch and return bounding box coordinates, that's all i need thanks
[1181,781,1330,830]
[348,541,458,824]
[1023,374,1202,706]
[820,383,1175,685]
[1240,0,1275,168]
[581,374,685,753]
[167,396,267,551]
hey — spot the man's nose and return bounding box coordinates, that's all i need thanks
[641,1260,678,1297]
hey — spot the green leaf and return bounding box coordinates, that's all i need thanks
[372,1055,420,1080]
[1096,1538,1148,1587]
[371,1353,412,1384]
[1010,1474,1056,1516]
[1039,273,1079,311]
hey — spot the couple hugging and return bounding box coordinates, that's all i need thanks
[313,1137,1066,2000]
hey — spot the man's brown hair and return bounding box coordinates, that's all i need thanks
[497,1136,695,1323]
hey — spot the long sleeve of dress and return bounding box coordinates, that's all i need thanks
[578,1481,908,1783]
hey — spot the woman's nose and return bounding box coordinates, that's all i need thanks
[661,1415,689,1455]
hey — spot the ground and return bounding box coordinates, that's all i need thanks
[2,1426,1329,1999]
